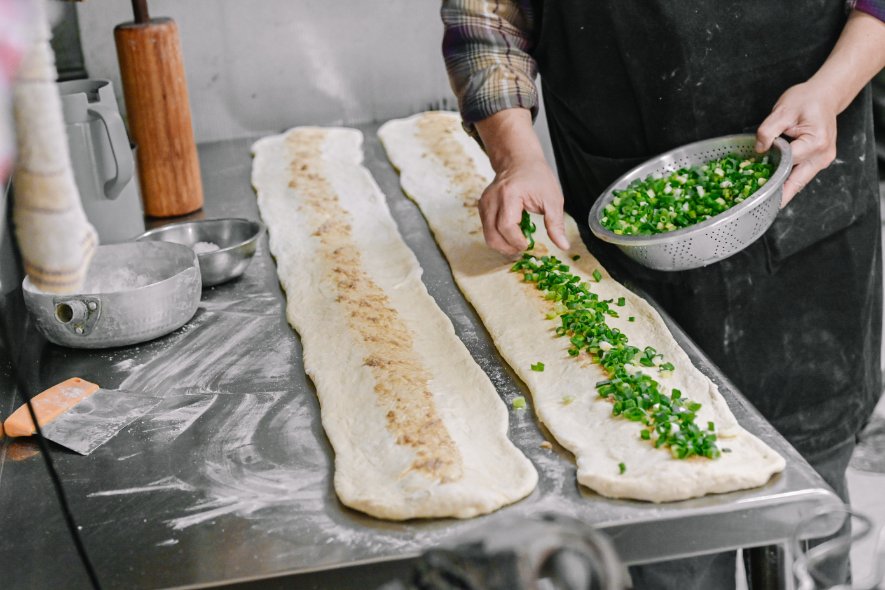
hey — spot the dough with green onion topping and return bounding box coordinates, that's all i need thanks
[379,112,785,502]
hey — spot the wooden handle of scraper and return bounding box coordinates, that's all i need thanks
[114,16,204,217]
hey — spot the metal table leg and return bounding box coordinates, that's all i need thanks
[746,544,795,590]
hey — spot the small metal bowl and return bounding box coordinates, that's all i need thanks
[23,241,201,348]
[588,134,792,271]
[137,218,266,287]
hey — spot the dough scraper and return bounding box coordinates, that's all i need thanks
[3,377,160,455]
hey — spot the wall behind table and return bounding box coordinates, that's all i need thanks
[76,0,456,143]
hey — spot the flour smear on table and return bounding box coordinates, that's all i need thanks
[378,111,785,502]
[251,126,537,519]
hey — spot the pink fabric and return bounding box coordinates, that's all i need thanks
[0,0,33,181]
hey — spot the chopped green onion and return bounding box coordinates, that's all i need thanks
[628,316,635,322]
[618,462,626,475]
[512,396,526,410]
[510,240,719,460]
[571,255,581,261]
[519,210,536,250]
[617,296,626,306]
[600,153,775,236]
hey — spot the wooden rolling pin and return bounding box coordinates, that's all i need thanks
[114,1,203,217]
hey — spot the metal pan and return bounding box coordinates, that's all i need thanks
[22,241,201,348]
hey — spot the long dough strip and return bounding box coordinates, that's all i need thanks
[251,127,537,519]
[379,112,785,502]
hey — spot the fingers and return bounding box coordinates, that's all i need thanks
[478,187,521,256]
[497,196,532,254]
[756,106,796,153]
[784,131,836,166]
[779,132,836,207]
[542,195,571,251]
[780,153,833,208]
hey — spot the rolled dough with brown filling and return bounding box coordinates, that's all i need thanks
[251,127,537,519]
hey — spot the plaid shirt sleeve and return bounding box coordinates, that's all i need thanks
[852,0,885,21]
[441,0,539,131]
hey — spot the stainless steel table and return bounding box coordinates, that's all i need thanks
[0,124,843,589]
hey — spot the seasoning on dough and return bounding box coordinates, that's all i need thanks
[416,113,486,211]
[285,130,463,483]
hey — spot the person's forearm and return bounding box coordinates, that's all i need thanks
[475,108,545,171]
[807,10,885,113]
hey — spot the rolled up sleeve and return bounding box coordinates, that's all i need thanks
[441,0,539,130]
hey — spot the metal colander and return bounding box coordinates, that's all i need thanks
[588,134,792,271]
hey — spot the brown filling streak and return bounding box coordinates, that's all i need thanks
[415,113,488,236]
[414,118,599,372]
[414,114,552,253]
[285,130,462,483]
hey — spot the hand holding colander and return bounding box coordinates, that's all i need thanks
[588,134,792,271]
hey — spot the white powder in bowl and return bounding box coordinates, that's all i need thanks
[82,266,154,293]
[193,241,220,255]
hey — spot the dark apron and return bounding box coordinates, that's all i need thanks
[532,0,882,456]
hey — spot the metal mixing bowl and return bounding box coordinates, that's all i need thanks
[137,218,266,286]
[588,134,792,271]
[23,241,201,348]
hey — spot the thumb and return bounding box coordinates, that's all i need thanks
[756,108,794,153]
[542,202,571,251]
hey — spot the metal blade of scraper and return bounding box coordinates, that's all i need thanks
[40,389,161,455]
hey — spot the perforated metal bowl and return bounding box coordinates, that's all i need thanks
[588,134,792,271]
